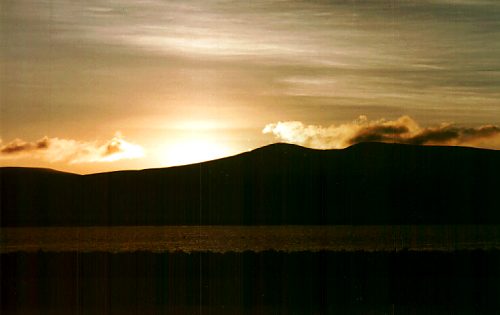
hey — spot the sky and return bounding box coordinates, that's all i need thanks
[1,0,499,173]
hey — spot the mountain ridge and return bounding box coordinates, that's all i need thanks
[1,142,499,226]
[1,142,497,176]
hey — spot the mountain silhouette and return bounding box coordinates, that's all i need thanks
[1,142,499,226]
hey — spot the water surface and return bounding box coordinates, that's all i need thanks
[2,225,499,253]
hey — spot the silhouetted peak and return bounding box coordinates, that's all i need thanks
[253,142,309,152]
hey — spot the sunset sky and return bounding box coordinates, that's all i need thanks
[1,0,499,173]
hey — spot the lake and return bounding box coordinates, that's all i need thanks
[1,225,499,253]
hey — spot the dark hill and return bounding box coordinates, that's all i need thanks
[1,142,499,226]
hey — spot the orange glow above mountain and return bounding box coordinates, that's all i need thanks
[161,138,233,167]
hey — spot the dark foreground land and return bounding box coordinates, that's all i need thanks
[2,142,499,226]
[2,225,499,253]
[2,250,500,315]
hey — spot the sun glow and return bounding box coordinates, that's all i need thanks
[161,138,232,167]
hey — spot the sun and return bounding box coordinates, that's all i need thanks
[161,138,232,167]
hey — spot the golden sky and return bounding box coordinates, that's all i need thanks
[1,0,500,173]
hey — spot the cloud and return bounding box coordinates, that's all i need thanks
[263,116,500,150]
[0,137,50,154]
[0,133,144,163]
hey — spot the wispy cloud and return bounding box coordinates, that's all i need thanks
[3,1,500,126]
[263,116,500,150]
[0,133,144,163]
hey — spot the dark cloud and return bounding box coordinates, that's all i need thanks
[350,125,409,144]
[0,137,50,154]
[403,125,500,146]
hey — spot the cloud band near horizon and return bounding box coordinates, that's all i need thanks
[263,116,500,150]
[0,133,144,164]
